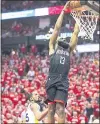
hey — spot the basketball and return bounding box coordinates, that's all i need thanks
[69,0,81,9]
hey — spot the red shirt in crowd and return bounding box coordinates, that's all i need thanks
[31,45,37,53]
[78,114,88,123]
[18,66,24,76]
[70,116,79,124]
[21,45,26,53]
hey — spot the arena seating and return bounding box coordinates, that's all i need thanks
[2,20,99,45]
[1,47,99,123]
[2,0,65,12]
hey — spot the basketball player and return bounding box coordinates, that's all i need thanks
[45,1,80,123]
[21,91,48,123]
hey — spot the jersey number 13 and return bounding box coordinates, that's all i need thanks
[60,56,65,64]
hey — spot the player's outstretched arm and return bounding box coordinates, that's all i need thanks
[49,1,70,55]
[32,103,48,121]
[69,23,80,53]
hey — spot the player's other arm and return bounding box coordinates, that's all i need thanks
[32,103,48,121]
[69,23,80,53]
[49,1,70,55]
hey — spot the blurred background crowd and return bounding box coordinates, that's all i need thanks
[2,0,99,44]
[1,47,99,123]
[2,0,66,12]
[1,0,99,124]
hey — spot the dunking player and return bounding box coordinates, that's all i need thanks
[45,1,80,123]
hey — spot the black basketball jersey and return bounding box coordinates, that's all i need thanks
[49,46,70,76]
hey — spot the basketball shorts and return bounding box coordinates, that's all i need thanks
[45,74,69,105]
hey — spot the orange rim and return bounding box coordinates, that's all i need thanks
[71,5,99,20]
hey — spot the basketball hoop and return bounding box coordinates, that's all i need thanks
[71,10,98,40]
[69,1,99,40]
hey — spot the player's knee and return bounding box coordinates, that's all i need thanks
[48,104,56,115]
[56,103,65,117]
[56,107,64,117]
[48,108,55,115]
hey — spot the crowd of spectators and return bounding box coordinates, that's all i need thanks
[1,43,99,123]
[2,19,99,45]
[2,0,99,13]
[2,1,99,44]
[2,15,74,38]
[2,20,35,38]
[2,0,65,13]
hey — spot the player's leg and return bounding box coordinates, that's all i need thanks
[47,102,56,123]
[54,89,68,123]
[56,102,65,123]
[46,86,56,123]
[54,80,69,123]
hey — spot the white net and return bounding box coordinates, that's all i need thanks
[71,10,98,40]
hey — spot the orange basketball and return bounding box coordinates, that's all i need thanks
[69,0,81,9]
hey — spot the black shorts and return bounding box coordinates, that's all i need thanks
[45,74,69,105]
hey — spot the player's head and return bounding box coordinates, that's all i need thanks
[57,37,70,49]
[29,91,39,102]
